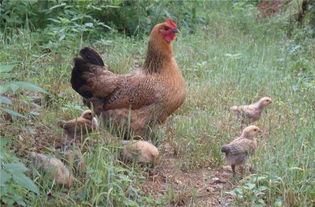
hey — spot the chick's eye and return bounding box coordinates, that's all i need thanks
[254,129,257,131]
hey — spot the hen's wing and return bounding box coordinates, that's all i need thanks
[71,47,159,110]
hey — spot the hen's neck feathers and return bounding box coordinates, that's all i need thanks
[143,33,175,74]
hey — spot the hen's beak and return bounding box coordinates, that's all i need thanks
[172,28,179,33]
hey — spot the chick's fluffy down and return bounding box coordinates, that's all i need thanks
[30,152,73,188]
[121,140,159,163]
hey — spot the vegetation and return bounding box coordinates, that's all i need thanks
[0,0,314,206]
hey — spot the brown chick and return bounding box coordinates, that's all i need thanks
[71,19,186,139]
[30,152,73,188]
[58,110,99,139]
[221,125,261,176]
[120,140,159,164]
[230,97,272,124]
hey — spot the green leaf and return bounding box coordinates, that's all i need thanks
[2,108,26,118]
[0,64,16,73]
[0,96,12,104]
[246,183,256,190]
[7,82,19,93]
[9,81,47,94]
[12,174,39,194]
[257,186,268,191]
[0,86,8,94]
[274,198,283,207]
[47,3,66,12]
[0,169,11,186]
[225,191,236,196]
[4,163,28,173]
[0,186,9,197]
[16,199,26,207]
[0,137,9,147]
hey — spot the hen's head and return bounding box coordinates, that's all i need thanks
[241,125,262,139]
[150,19,179,43]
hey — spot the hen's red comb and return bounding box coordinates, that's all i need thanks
[166,19,177,28]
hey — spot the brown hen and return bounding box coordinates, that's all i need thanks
[71,20,186,138]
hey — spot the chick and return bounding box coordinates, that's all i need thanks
[230,97,272,124]
[30,152,73,188]
[58,110,99,138]
[221,125,261,176]
[120,140,159,164]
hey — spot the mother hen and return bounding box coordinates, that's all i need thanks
[71,19,186,138]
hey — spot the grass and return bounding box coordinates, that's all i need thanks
[1,2,314,207]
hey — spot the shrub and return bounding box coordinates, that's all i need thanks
[0,138,39,207]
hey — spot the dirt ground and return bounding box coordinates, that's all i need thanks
[142,142,237,207]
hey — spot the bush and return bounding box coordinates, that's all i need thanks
[0,138,39,207]
[0,0,205,37]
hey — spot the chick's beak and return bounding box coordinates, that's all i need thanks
[172,28,179,33]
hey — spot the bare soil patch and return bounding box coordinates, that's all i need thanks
[142,142,237,206]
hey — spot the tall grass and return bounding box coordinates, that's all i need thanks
[1,1,314,206]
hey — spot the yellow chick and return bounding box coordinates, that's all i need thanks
[30,152,73,188]
[230,97,272,124]
[120,140,159,164]
[58,110,99,138]
[221,125,261,176]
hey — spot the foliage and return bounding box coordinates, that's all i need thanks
[226,175,283,207]
[0,64,47,119]
[0,0,204,37]
[0,138,39,207]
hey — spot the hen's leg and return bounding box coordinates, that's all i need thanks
[101,104,161,139]
[231,164,236,176]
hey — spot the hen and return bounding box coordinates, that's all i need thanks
[221,125,261,176]
[71,19,186,138]
[230,97,272,124]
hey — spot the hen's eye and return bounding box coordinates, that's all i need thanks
[254,129,257,131]
[164,26,170,31]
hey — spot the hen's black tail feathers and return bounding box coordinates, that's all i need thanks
[79,47,104,66]
[71,47,104,98]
